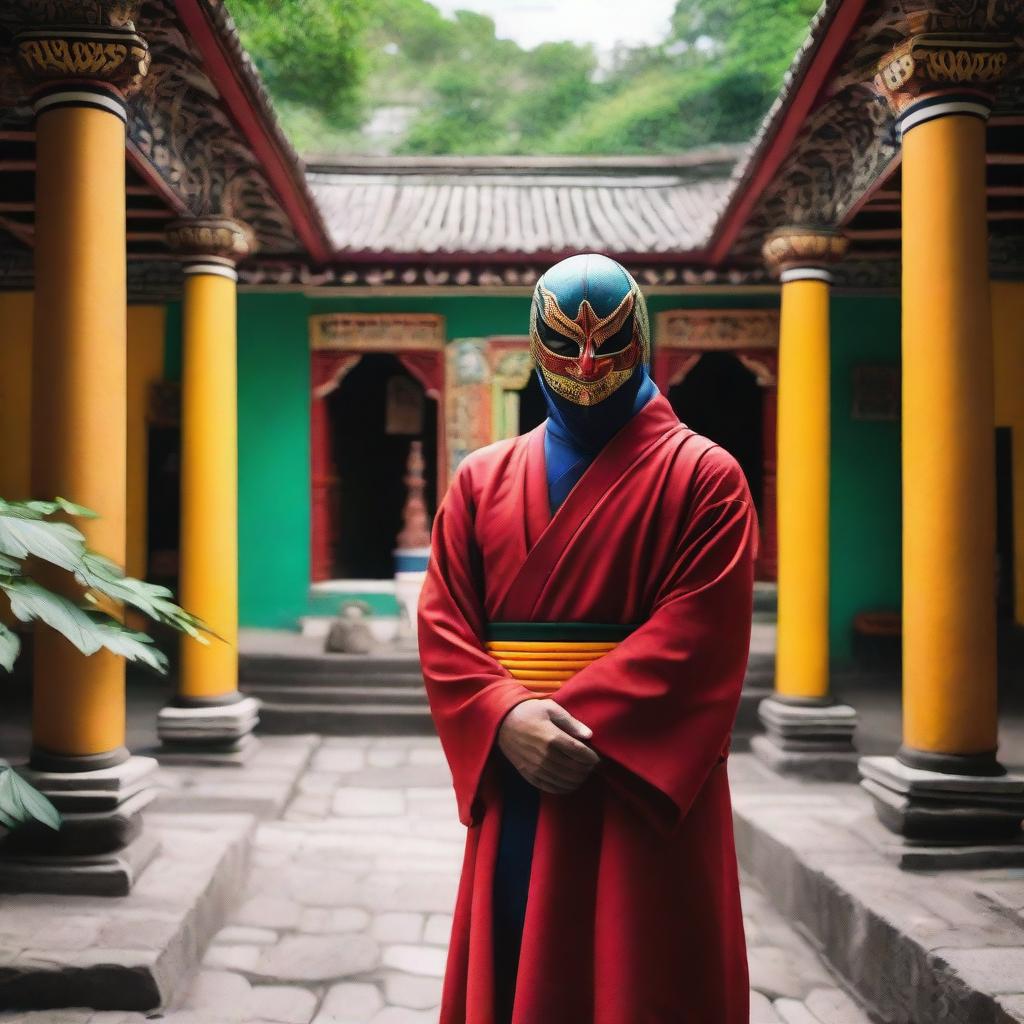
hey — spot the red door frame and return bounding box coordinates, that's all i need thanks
[310,349,445,583]
[654,348,778,581]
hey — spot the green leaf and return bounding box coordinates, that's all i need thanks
[88,620,168,673]
[0,495,212,666]
[0,508,87,573]
[0,768,61,831]
[0,621,20,672]
[54,497,98,518]
[76,553,216,643]
[1,578,106,656]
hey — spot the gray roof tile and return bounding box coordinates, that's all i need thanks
[306,151,742,258]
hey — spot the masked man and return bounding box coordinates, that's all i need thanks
[418,253,756,1023]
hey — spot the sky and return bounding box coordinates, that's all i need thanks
[432,0,675,53]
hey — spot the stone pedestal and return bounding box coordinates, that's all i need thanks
[0,755,161,896]
[157,694,261,766]
[751,695,859,781]
[859,755,1024,862]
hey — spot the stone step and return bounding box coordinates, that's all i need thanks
[243,683,428,707]
[0,813,255,1010]
[256,701,436,736]
[731,755,1024,1024]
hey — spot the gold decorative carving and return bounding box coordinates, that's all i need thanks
[873,33,1014,113]
[15,27,149,91]
[310,314,446,352]
[762,228,849,275]
[165,217,256,263]
[655,310,780,351]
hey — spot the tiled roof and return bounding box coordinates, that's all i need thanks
[306,149,743,259]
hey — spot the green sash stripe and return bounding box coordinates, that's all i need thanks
[485,622,638,643]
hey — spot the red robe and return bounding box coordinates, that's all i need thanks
[418,392,757,1024]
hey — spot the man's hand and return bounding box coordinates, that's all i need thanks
[498,699,600,794]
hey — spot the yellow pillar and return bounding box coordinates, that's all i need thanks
[157,219,260,761]
[179,269,239,699]
[754,229,857,779]
[858,41,1024,848]
[775,275,832,700]
[900,103,998,768]
[29,95,131,768]
[762,229,849,701]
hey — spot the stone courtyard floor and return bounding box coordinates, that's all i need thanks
[0,736,871,1024]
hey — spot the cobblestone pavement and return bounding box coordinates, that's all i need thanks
[1,737,873,1024]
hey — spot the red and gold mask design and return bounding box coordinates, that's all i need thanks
[529,272,650,407]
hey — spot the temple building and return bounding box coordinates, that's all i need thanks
[0,0,1023,925]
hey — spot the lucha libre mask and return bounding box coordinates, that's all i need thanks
[530,253,650,407]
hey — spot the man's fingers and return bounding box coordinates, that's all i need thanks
[548,728,600,766]
[546,703,593,742]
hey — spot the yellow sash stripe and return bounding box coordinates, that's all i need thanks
[487,639,619,694]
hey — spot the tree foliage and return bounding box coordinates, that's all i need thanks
[231,0,821,155]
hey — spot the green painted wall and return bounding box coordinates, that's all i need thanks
[162,288,903,657]
[828,295,902,659]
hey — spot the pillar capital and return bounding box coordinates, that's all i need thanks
[165,217,257,280]
[872,30,1015,135]
[11,1,150,110]
[762,227,848,284]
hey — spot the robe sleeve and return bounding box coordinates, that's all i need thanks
[417,457,536,826]
[552,444,758,834]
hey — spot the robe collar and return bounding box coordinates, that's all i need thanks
[496,391,682,621]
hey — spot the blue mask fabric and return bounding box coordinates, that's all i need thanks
[542,365,658,513]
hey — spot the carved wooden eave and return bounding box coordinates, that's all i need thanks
[0,0,332,300]
[711,0,1024,286]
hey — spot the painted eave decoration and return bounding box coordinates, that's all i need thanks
[0,0,332,299]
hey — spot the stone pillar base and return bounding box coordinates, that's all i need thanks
[859,755,1024,847]
[751,696,859,781]
[0,755,160,896]
[157,695,261,766]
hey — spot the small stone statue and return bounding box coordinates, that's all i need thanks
[325,600,376,654]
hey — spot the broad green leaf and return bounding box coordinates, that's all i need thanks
[0,768,61,831]
[1,578,106,656]
[88,620,168,673]
[0,511,87,572]
[0,579,169,672]
[77,553,216,643]
[0,622,20,672]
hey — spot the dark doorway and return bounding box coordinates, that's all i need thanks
[328,354,438,579]
[996,426,1015,619]
[146,424,180,587]
[668,352,764,515]
[518,371,547,434]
